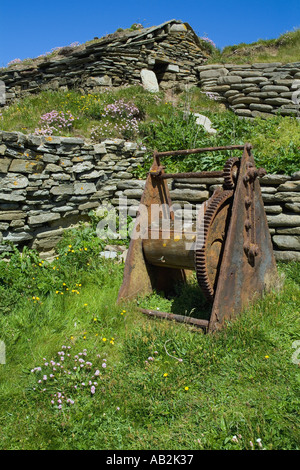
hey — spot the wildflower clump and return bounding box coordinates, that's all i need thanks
[30,345,108,411]
[34,110,77,136]
[7,58,22,66]
[198,35,217,54]
[90,99,140,141]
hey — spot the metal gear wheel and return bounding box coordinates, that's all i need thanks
[194,189,234,302]
[223,157,240,189]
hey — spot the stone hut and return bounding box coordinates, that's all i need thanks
[0,20,209,104]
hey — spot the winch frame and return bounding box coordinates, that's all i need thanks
[117,143,278,332]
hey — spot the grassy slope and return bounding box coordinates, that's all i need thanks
[208,28,300,64]
[0,234,299,450]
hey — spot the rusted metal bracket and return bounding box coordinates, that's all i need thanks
[209,145,277,331]
[243,162,267,265]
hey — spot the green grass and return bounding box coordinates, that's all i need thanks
[208,27,300,64]
[0,87,167,140]
[0,226,299,450]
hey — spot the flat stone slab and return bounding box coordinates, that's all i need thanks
[28,212,61,225]
[193,113,217,134]
[273,235,300,250]
[274,250,300,262]
[267,213,300,226]
[140,69,159,93]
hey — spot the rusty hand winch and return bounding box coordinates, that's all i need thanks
[117,143,278,332]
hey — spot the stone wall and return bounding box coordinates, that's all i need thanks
[0,130,146,257]
[198,62,300,118]
[0,130,299,261]
[0,20,207,105]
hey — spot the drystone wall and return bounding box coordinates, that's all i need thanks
[0,130,299,261]
[198,62,300,118]
[0,131,146,256]
[0,20,207,105]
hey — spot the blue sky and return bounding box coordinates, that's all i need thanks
[0,0,299,67]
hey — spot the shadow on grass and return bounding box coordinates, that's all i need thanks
[138,277,212,322]
[169,280,212,321]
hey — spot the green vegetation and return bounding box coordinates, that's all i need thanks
[1,86,300,177]
[0,87,166,140]
[138,107,300,177]
[0,223,299,450]
[207,27,300,64]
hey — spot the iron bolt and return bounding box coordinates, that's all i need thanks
[245,197,252,207]
[245,219,252,230]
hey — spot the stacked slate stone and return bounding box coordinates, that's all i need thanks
[0,130,299,260]
[0,130,146,258]
[0,20,208,105]
[197,63,300,118]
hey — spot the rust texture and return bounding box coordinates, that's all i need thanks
[208,145,277,332]
[150,170,224,179]
[153,144,249,158]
